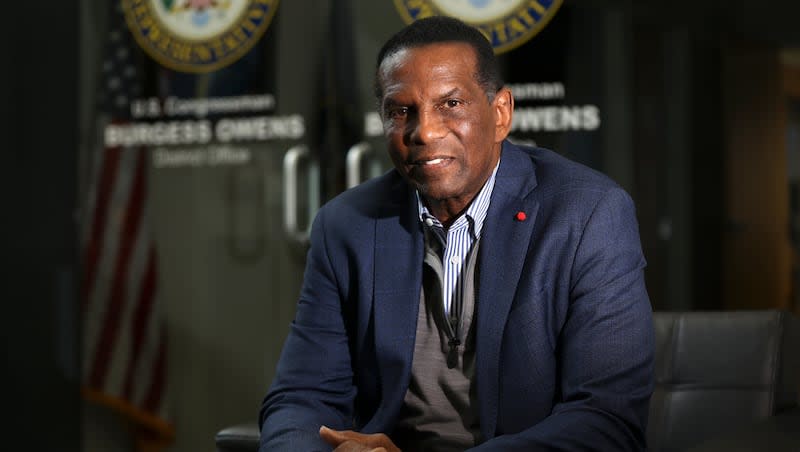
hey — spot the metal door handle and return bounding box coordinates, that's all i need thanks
[283,145,319,244]
[346,142,373,189]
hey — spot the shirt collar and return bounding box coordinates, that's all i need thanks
[417,159,499,240]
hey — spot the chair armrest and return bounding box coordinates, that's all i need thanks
[215,422,260,452]
[686,408,800,452]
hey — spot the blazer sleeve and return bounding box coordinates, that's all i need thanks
[471,187,655,451]
[259,207,355,452]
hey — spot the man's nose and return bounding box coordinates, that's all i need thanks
[408,109,446,143]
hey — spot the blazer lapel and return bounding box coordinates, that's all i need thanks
[369,177,424,430]
[476,143,539,438]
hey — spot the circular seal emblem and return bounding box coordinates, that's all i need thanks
[393,0,563,54]
[122,0,279,73]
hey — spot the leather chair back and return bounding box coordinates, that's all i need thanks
[647,310,800,451]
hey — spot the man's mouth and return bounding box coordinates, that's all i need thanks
[413,157,452,166]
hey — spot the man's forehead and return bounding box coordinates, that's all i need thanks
[378,43,477,87]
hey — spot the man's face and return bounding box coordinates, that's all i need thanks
[377,42,512,218]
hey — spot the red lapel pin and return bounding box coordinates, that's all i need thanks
[515,211,527,221]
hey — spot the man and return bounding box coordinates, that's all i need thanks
[260,15,654,451]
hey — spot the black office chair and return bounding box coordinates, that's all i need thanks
[647,310,800,451]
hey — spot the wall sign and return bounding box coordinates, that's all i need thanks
[122,0,279,73]
[393,0,563,54]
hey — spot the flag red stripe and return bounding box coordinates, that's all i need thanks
[89,149,147,388]
[122,245,158,400]
[81,146,122,310]
[143,331,167,412]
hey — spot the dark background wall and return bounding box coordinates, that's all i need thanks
[3,2,81,451]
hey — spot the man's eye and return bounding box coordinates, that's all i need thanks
[445,99,462,108]
[387,107,408,119]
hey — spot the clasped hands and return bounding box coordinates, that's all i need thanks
[320,425,401,452]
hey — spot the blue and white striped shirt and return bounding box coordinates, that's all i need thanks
[417,161,499,317]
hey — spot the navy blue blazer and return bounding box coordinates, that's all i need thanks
[260,141,655,451]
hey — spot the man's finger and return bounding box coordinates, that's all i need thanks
[319,426,400,452]
[319,425,353,446]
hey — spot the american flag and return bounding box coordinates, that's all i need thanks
[81,1,173,442]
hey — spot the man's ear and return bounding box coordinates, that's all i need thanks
[492,87,514,142]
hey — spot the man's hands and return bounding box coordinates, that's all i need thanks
[319,426,401,452]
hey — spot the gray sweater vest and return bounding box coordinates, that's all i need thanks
[393,229,482,451]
